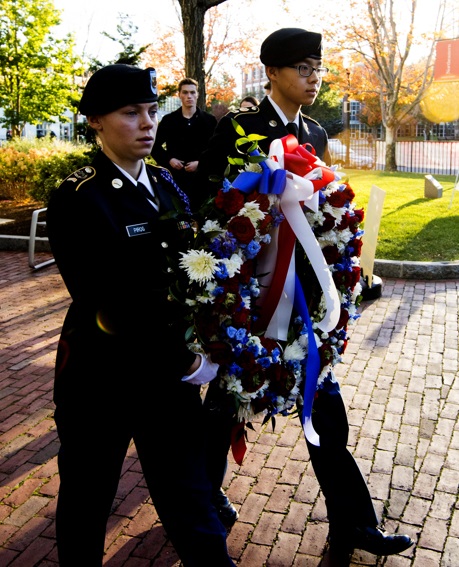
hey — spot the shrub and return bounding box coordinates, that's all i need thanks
[0,138,97,205]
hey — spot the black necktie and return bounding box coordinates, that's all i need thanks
[137,182,159,209]
[286,122,299,139]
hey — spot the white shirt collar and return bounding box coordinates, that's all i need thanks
[112,160,158,210]
[267,95,300,127]
[113,160,152,190]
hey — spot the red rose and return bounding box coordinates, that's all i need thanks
[265,364,295,397]
[233,308,250,326]
[337,212,351,230]
[354,208,364,222]
[195,308,220,338]
[319,343,334,366]
[215,189,245,216]
[350,266,361,288]
[317,212,336,232]
[328,191,348,208]
[348,215,360,233]
[247,191,270,213]
[260,336,279,353]
[206,341,234,365]
[337,308,350,329]
[322,245,341,265]
[335,266,360,289]
[227,216,256,244]
[351,238,363,257]
[258,214,273,235]
[237,350,258,373]
[342,185,355,201]
[241,373,265,393]
[239,259,254,284]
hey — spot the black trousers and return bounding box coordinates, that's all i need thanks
[305,379,378,540]
[55,381,234,567]
[204,378,378,537]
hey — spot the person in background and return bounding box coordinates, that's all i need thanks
[199,28,414,567]
[240,95,260,109]
[46,64,235,567]
[151,77,217,212]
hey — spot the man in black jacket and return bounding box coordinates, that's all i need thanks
[47,64,235,567]
[151,78,217,212]
[199,28,414,567]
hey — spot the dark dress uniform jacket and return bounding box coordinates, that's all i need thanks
[199,98,378,541]
[47,150,196,402]
[198,97,331,192]
[152,107,217,211]
[46,150,234,567]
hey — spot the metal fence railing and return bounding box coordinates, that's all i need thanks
[372,141,459,175]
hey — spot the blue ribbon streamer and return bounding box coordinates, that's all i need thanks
[293,273,321,435]
[232,151,287,195]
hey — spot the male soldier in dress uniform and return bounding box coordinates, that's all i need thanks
[198,29,414,566]
[46,64,235,567]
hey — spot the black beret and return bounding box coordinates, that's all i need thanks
[260,28,323,66]
[79,64,158,116]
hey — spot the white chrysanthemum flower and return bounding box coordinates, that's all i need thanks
[244,162,263,173]
[221,253,243,278]
[314,333,323,348]
[351,281,362,302]
[202,219,223,233]
[225,375,244,394]
[283,340,306,361]
[322,202,344,222]
[179,250,220,283]
[196,294,215,304]
[317,364,333,385]
[185,298,197,306]
[298,333,309,349]
[238,405,257,422]
[239,201,265,223]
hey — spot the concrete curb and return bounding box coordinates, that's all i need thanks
[1,234,459,279]
[0,235,51,253]
[374,258,459,280]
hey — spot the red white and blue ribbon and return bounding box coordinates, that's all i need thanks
[233,134,341,446]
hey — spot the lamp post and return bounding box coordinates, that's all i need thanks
[344,67,351,168]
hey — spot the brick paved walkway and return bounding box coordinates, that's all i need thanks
[0,250,458,566]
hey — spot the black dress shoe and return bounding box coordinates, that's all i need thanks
[351,526,414,556]
[213,488,239,528]
[319,547,351,567]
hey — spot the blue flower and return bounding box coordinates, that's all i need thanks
[209,233,238,259]
[258,356,272,369]
[244,240,261,259]
[214,263,229,279]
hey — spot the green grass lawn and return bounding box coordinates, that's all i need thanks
[341,169,458,262]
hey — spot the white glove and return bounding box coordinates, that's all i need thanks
[182,353,219,385]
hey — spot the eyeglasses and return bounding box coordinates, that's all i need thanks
[287,64,329,78]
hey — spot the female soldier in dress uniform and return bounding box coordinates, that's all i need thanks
[47,64,235,567]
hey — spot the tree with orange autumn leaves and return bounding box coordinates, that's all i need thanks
[143,2,255,109]
[323,0,448,170]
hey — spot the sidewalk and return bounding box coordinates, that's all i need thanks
[0,250,458,567]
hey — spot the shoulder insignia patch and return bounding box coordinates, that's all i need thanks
[64,166,96,191]
[234,106,260,122]
[302,113,321,127]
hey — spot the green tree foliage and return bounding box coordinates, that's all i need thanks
[0,0,83,137]
[304,81,344,137]
[89,14,151,71]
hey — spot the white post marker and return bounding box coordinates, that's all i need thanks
[360,185,385,292]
